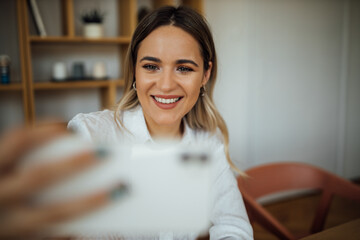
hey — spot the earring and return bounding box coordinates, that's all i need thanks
[201,85,206,97]
[132,82,137,91]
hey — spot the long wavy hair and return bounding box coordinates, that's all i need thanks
[114,6,239,172]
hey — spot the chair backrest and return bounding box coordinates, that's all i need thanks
[237,162,360,240]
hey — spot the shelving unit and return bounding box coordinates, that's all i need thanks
[0,83,23,91]
[9,0,203,126]
[29,36,132,43]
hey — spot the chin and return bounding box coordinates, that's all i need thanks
[155,118,181,126]
[153,114,182,126]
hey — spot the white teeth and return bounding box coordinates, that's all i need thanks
[154,96,180,104]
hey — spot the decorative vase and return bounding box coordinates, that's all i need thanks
[83,23,104,38]
[52,62,67,81]
[93,62,107,79]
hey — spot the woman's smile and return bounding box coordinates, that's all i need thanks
[152,95,183,109]
[153,95,182,104]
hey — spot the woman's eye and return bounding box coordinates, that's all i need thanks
[177,66,194,73]
[143,64,159,71]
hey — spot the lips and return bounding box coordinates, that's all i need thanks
[151,95,183,109]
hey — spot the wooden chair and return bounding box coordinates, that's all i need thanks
[237,162,360,240]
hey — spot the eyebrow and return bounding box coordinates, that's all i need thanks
[140,56,160,63]
[176,59,199,67]
[139,56,199,67]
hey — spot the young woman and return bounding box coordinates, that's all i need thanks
[68,6,253,239]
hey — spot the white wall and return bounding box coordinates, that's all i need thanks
[206,0,360,178]
[344,0,360,178]
[1,0,359,179]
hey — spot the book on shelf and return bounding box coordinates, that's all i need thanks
[28,0,47,37]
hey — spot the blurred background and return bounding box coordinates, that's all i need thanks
[0,0,359,180]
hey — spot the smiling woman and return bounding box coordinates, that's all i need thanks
[68,5,253,240]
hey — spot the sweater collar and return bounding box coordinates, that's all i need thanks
[123,105,194,145]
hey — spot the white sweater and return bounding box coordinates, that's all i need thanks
[68,105,253,240]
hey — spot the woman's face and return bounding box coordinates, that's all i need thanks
[135,25,212,136]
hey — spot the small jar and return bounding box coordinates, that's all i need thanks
[93,62,106,79]
[52,62,67,81]
[0,55,10,84]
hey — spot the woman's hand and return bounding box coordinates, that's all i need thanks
[0,124,114,238]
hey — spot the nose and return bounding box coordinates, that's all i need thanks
[156,67,176,92]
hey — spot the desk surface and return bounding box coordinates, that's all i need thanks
[301,219,360,240]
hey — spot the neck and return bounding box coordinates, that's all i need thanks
[146,120,184,140]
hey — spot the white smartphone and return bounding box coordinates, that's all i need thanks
[21,136,214,237]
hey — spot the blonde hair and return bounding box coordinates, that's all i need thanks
[114,6,241,173]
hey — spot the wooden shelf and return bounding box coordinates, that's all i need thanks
[13,0,202,125]
[0,83,23,91]
[33,79,124,90]
[29,36,132,44]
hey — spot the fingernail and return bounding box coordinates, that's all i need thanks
[181,153,191,162]
[199,153,208,162]
[95,147,109,159]
[110,183,129,200]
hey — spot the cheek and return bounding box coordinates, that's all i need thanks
[188,76,203,95]
[190,85,201,97]
[136,83,148,103]
[184,81,202,103]
[134,71,148,102]
[134,65,141,83]
[135,68,148,90]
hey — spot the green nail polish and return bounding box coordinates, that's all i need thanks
[96,147,109,159]
[110,184,129,200]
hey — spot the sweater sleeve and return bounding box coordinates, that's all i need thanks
[67,110,119,144]
[209,144,253,240]
[67,113,94,141]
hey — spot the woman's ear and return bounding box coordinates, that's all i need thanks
[202,61,213,86]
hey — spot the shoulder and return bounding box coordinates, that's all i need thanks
[67,106,144,143]
[121,105,144,123]
[68,109,115,131]
[67,109,117,142]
